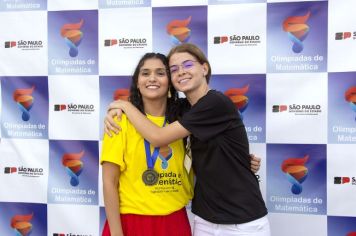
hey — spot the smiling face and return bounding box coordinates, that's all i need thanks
[137,58,170,101]
[169,52,208,94]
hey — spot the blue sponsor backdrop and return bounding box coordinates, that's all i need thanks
[1,0,356,235]
[267,1,328,73]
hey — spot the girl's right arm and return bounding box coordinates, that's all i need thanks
[102,162,124,236]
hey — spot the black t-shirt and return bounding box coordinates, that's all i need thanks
[179,90,267,224]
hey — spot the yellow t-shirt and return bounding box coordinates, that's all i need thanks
[101,114,193,215]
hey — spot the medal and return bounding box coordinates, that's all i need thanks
[142,168,159,185]
[142,118,167,185]
[143,142,160,186]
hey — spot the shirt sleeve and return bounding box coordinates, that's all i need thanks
[177,97,191,114]
[179,91,240,142]
[100,116,127,171]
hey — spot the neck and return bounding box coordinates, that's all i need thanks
[142,98,167,117]
[186,84,210,106]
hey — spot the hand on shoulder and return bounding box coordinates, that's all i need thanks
[104,100,129,136]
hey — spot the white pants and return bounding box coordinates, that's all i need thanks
[193,215,270,236]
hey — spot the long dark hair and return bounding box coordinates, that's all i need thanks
[129,53,180,123]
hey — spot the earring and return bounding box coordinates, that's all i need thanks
[168,89,172,98]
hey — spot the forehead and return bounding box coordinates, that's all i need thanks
[141,58,165,69]
[169,52,196,65]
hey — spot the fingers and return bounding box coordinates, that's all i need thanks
[250,164,259,174]
[104,124,112,137]
[104,116,121,137]
[250,153,261,173]
[108,113,121,131]
[250,154,261,163]
[104,120,116,137]
[116,109,123,122]
[104,100,124,137]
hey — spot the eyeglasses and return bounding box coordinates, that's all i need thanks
[139,68,168,78]
[169,60,197,74]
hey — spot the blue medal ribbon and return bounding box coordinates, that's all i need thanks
[144,141,160,169]
[144,118,167,169]
[159,150,172,169]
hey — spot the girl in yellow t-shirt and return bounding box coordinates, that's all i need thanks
[101,53,193,236]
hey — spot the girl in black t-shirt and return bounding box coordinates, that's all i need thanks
[104,44,270,236]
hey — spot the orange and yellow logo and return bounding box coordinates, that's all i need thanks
[62,150,85,186]
[166,16,192,45]
[281,155,309,194]
[224,85,249,119]
[61,19,84,57]
[345,86,356,121]
[283,11,311,53]
[13,86,35,121]
[11,213,33,236]
[113,89,130,101]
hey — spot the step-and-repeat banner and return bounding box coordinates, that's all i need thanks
[1,0,356,235]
